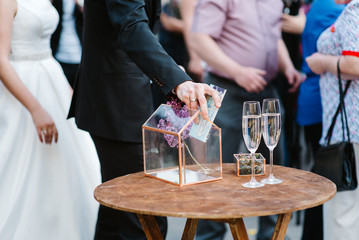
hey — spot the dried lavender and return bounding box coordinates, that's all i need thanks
[157,98,208,173]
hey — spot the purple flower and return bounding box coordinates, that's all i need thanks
[156,98,193,148]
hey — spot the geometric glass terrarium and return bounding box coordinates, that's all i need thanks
[142,104,222,186]
[233,153,266,176]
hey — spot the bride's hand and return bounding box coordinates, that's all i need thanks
[31,107,58,144]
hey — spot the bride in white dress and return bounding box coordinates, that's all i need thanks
[0,0,101,239]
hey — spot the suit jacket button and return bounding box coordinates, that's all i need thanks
[153,76,164,87]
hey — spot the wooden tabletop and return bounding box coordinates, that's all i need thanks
[94,164,336,220]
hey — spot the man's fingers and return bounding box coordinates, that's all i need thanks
[197,94,208,118]
[288,78,302,93]
[250,75,267,93]
[281,13,290,21]
[256,69,267,76]
[175,81,224,118]
[203,86,221,108]
[188,97,200,124]
[189,96,198,109]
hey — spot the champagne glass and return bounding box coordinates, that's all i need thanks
[261,98,283,184]
[242,101,265,188]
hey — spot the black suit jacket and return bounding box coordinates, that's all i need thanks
[68,0,190,142]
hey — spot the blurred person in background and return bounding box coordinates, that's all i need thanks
[51,0,83,87]
[158,0,187,71]
[155,0,188,108]
[306,0,359,239]
[154,0,204,108]
[180,0,204,82]
[274,0,305,172]
[158,0,203,83]
[294,0,344,239]
[306,0,359,240]
[190,0,303,239]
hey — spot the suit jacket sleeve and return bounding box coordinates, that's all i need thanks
[105,0,191,94]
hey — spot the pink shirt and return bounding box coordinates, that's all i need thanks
[192,0,283,82]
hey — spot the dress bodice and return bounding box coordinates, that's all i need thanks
[11,0,59,59]
[1,2,101,240]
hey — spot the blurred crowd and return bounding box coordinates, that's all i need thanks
[159,1,359,239]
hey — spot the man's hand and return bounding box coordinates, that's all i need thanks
[284,67,305,93]
[233,66,267,93]
[174,81,221,118]
[277,38,304,93]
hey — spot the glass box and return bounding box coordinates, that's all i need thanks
[233,153,266,176]
[142,104,222,186]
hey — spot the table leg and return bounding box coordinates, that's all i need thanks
[228,218,249,240]
[137,214,163,240]
[181,218,199,240]
[272,212,292,240]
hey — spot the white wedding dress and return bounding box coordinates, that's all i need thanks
[0,0,101,239]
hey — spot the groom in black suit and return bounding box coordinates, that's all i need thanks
[68,0,221,239]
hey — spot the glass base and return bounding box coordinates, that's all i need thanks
[242,178,265,188]
[261,175,283,185]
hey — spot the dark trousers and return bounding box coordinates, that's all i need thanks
[58,61,79,88]
[91,135,167,240]
[196,73,286,240]
[302,123,323,240]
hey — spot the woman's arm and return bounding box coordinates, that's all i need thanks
[281,8,306,35]
[0,0,58,143]
[340,55,359,79]
[306,53,359,79]
[180,0,204,81]
[160,12,183,33]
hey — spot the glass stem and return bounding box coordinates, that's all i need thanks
[269,148,274,176]
[251,152,255,181]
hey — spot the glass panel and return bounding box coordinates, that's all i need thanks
[233,153,265,176]
[182,126,221,185]
[143,129,180,182]
[143,104,222,186]
[143,104,197,133]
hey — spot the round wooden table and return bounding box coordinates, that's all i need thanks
[94,164,336,240]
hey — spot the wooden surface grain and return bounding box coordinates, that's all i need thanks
[94,164,336,219]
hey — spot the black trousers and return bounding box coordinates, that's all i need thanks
[301,123,323,240]
[58,61,79,88]
[91,135,167,240]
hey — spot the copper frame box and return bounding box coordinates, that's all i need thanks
[142,104,222,186]
[233,153,266,176]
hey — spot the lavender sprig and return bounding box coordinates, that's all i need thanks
[156,98,208,174]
